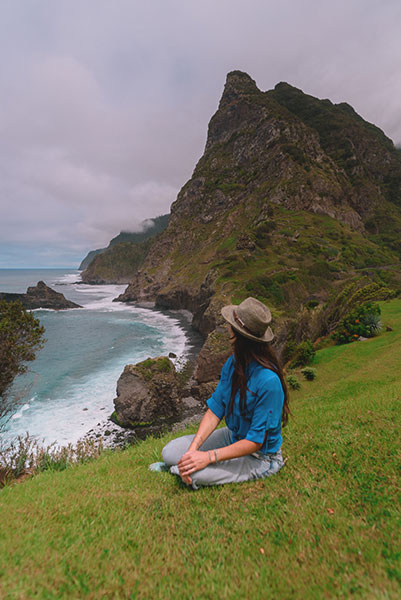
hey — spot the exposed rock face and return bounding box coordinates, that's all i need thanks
[0,281,82,310]
[115,71,401,381]
[194,326,231,383]
[112,357,181,428]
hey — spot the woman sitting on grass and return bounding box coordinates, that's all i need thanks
[156,297,289,489]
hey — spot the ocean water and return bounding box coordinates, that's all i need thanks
[0,269,200,446]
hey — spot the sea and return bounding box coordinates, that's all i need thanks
[0,269,201,447]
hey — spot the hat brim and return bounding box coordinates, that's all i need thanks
[221,305,274,343]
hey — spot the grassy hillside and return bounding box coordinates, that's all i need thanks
[1,300,400,599]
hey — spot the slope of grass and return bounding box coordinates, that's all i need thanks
[161,202,401,316]
[1,300,401,599]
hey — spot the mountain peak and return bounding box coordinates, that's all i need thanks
[219,71,259,105]
[274,81,297,91]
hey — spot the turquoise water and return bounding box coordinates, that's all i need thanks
[0,269,199,445]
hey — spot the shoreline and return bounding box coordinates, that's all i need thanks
[81,300,206,450]
[83,394,206,450]
[2,272,205,449]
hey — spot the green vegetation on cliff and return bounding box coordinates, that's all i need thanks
[1,299,400,598]
[81,238,152,284]
[79,214,169,279]
[270,82,401,205]
[118,72,401,351]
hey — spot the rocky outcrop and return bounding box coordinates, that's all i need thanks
[0,281,82,310]
[112,357,181,428]
[194,326,231,383]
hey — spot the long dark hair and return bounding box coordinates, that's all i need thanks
[228,331,290,427]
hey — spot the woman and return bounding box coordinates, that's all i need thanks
[157,297,289,489]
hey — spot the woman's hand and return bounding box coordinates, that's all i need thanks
[178,450,210,484]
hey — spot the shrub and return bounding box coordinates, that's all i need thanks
[301,367,317,381]
[0,433,105,484]
[0,300,45,399]
[287,374,301,390]
[332,302,382,344]
[363,312,383,336]
[290,340,315,368]
[282,339,297,364]
[317,280,393,339]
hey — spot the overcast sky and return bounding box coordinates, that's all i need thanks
[1,0,400,268]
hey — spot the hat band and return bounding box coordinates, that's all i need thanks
[233,309,260,338]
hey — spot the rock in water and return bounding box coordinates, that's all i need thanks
[112,357,181,428]
[0,281,82,310]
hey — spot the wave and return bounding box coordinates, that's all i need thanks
[52,271,82,285]
[2,271,191,445]
[10,402,32,420]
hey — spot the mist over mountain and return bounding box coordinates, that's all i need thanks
[79,214,169,280]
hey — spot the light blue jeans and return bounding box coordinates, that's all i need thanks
[161,427,284,490]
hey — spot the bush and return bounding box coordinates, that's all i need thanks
[0,433,105,485]
[301,367,317,381]
[0,300,45,399]
[282,339,297,364]
[287,374,301,390]
[290,340,315,368]
[332,302,382,344]
[363,312,383,336]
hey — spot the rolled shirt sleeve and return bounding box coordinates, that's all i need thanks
[206,357,232,420]
[245,372,284,445]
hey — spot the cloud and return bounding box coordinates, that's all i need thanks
[0,0,400,266]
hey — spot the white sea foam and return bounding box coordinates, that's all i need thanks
[7,329,186,445]
[4,274,191,446]
[10,403,31,420]
[53,272,82,285]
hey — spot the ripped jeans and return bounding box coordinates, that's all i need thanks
[161,427,284,490]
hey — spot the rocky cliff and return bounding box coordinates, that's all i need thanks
[116,71,401,378]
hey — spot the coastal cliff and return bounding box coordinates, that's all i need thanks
[80,214,169,282]
[115,71,401,377]
[80,239,153,284]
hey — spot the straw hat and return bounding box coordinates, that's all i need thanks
[221,297,274,343]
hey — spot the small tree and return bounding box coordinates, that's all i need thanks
[0,300,45,427]
[290,339,315,368]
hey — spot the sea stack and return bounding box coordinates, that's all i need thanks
[0,281,82,310]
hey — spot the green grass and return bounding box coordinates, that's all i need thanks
[1,300,401,599]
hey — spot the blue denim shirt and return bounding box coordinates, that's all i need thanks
[207,355,284,454]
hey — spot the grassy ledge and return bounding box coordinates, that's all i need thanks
[0,300,401,599]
